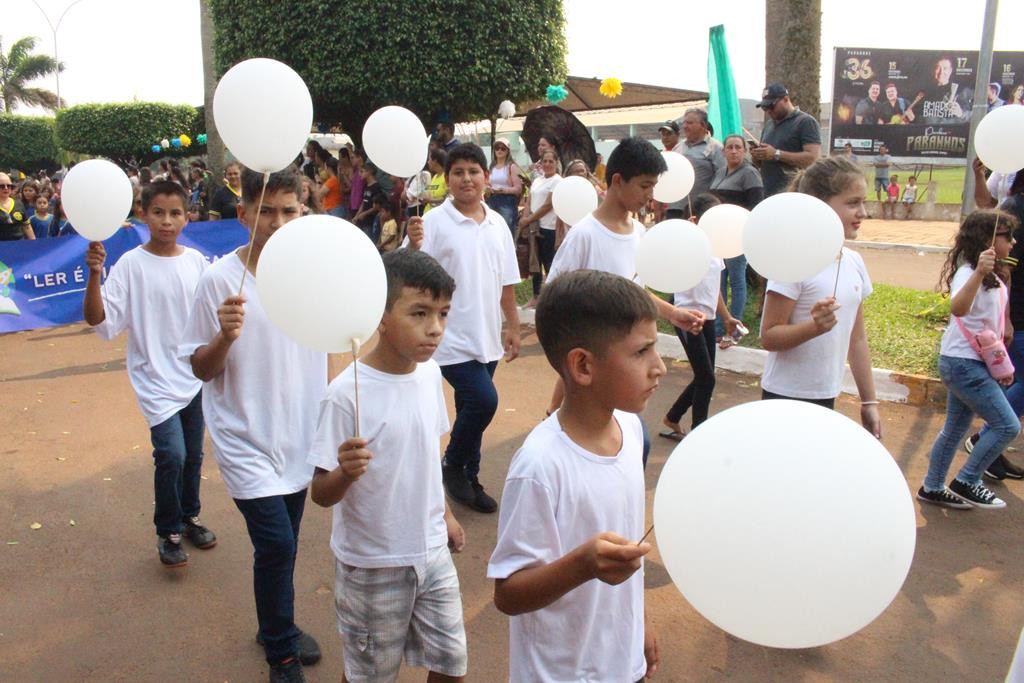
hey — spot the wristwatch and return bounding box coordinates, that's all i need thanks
[773,149,782,161]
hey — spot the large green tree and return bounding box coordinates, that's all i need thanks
[56,102,203,166]
[207,1,567,141]
[0,36,63,113]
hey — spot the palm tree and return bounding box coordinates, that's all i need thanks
[765,0,821,120]
[0,36,63,113]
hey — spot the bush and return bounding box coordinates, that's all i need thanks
[0,114,59,173]
[55,102,204,166]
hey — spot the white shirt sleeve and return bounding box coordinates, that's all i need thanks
[178,273,222,361]
[500,222,521,287]
[488,476,562,579]
[545,228,583,283]
[308,395,352,472]
[93,260,130,340]
[766,279,803,301]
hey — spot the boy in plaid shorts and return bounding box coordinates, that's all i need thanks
[309,248,468,682]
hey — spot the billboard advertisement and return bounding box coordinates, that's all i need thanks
[830,47,1024,159]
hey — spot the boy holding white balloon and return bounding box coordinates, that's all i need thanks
[308,248,469,683]
[83,180,215,569]
[181,168,325,678]
[405,143,521,514]
[488,269,661,683]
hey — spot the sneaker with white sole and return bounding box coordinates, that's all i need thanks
[964,433,979,454]
[916,486,972,509]
[949,479,1007,509]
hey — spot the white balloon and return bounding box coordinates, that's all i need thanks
[698,203,749,259]
[635,219,713,293]
[213,58,313,173]
[498,100,516,119]
[362,106,429,178]
[160,138,170,149]
[552,176,598,226]
[654,400,916,649]
[60,159,133,242]
[974,105,1024,174]
[256,215,386,353]
[653,151,695,203]
[744,192,844,282]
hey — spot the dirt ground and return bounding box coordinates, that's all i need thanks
[3,322,1024,682]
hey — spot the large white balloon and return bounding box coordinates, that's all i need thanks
[974,105,1024,174]
[635,219,713,293]
[213,58,313,173]
[744,192,844,282]
[256,215,386,353]
[653,152,695,203]
[654,400,916,649]
[363,106,429,178]
[698,203,749,259]
[60,159,133,242]
[552,176,598,226]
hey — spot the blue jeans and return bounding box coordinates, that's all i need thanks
[234,489,307,664]
[327,206,348,219]
[978,331,1024,439]
[715,255,747,338]
[149,391,204,537]
[441,360,499,479]
[487,193,519,238]
[924,355,1020,490]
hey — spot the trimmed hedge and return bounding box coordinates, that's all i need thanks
[55,102,205,165]
[0,115,59,173]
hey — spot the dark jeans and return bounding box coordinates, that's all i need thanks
[441,360,499,479]
[487,193,519,238]
[667,325,717,429]
[234,489,307,665]
[532,228,557,296]
[150,391,204,536]
[761,389,835,410]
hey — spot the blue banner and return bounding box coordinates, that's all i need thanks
[0,219,249,334]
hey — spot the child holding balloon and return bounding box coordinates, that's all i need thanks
[919,210,1020,510]
[759,156,881,438]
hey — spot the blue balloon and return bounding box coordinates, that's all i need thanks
[151,144,161,153]
[171,138,182,148]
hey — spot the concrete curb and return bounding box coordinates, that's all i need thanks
[517,307,945,407]
[848,240,948,254]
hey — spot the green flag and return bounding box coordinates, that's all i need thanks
[707,24,742,141]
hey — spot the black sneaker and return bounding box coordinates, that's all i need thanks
[964,433,979,454]
[916,486,972,509]
[183,516,217,549]
[949,479,1007,509]
[984,457,1008,481]
[268,657,304,683]
[442,464,475,506]
[1001,455,1024,480]
[256,630,321,666]
[158,533,188,567]
[469,477,498,513]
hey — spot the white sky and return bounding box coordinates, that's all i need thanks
[5,0,1022,115]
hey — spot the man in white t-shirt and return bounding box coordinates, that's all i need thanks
[489,270,662,682]
[309,249,468,682]
[83,180,214,569]
[405,143,521,514]
[180,169,325,681]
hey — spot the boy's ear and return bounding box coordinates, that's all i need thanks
[564,347,595,387]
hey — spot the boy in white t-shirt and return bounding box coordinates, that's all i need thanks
[180,169,325,681]
[488,269,663,683]
[405,143,521,514]
[83,180,214,569]
[309,248,468,682]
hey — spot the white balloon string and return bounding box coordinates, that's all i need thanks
[351,337,361,438]
[637,524,654,545]
[237,172,270,295]
[832,250,843,299]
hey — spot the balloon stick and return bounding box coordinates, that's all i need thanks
[351,337,362,438]
[741,127,760,144]
[637,524,654,546]
[992,211,1001,246]
[687,194,693,219]
[238,172,270,295]
[831,250,843,299]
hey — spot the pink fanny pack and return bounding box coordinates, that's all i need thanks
[954,285,1015,381]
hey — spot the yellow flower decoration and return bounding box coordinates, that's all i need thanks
[179,134,192,147]
[599,77,623,99]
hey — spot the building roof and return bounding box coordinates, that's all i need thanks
[514,76,708,115]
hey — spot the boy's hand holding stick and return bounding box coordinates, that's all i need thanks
[584,531,651,586]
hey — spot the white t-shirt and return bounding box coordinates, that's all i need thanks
[179,252,327,500]
[94,246,207,427]
[940,264,1006,361]
[546,213,645,282]
[673,257,724,320]
[761,247,873,399]
[412,199,521,365]
[530,174,561,231]
[487,411,647,683]
[307,360,450,569]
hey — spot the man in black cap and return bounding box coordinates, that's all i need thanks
[750,83,821,196]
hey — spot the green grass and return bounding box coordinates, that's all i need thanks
[872,165,965,205]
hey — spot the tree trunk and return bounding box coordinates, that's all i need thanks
[765,0,821,120]
[200,0,226,191]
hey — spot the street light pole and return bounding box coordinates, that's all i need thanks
[28,0,87,109]
[961,0,1000,217]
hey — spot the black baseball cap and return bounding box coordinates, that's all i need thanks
[658,120,680,134]
[756,83,789,109]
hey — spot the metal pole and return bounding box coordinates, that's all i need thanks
[28,0,86,109]
[961,0,1000,217]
